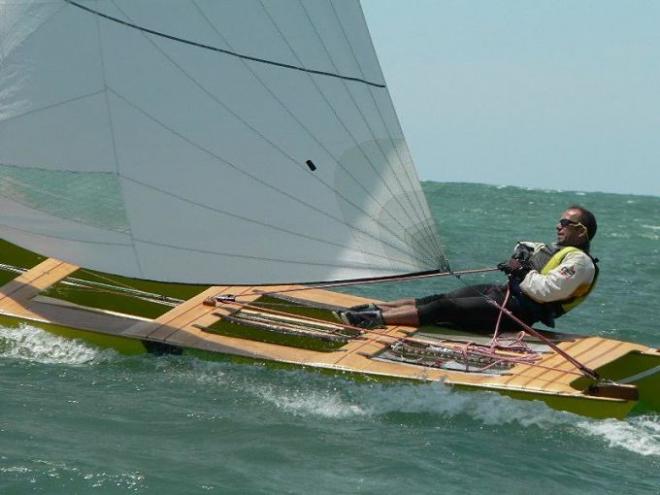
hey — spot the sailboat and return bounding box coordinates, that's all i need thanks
[0,0,657,419]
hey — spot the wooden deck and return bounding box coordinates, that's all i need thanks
[1,257,657,418]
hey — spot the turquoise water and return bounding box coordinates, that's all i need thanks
[1,183,659,494]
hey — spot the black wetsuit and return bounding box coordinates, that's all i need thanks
[415,284,537,332]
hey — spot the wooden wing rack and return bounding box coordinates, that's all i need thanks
[1,258,658,419]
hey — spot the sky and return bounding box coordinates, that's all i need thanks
[362,1,660,196]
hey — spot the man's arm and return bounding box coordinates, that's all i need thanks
[519,251,595,303]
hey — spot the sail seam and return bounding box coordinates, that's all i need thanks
[253,1,437,260]
[93,2,433,269]
[258,1,438,263]
[107,88,431,268]
[133,236,410,272]
[305,0,432,244]
[63,0,386,89]
[121,175,422,270]
[355,1,446,260]
[0,90,105,127]
[328,1,444,259]
[189,1,436,265]
[98,0,426,264]
[0,222,132,247]
[92,8,146,277]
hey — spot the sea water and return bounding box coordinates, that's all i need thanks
[1,183,659,494]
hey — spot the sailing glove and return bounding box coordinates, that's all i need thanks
[497,258,530,280]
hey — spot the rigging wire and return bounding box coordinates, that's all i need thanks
[231,267,499,299]
[0,263,183,306]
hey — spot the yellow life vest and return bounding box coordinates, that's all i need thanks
[539,246,598,314]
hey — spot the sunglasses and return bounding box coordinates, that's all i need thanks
[558,218,587,232]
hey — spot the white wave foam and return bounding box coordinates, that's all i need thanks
[12,459,145,490]
[578,415,660,457]
[250,377,660,458]
[353,382,575,427]
[0,324,110,365]
[246,377,573,426]
[157,358,229,388]
[253,384,366,418]
[81,471,145,490]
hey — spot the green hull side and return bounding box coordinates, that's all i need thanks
[571,350,660,413]
[453,383,636,420]
[2,314,638,419]
[182,347,636,419]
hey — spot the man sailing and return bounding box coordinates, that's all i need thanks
[338,205,598,332]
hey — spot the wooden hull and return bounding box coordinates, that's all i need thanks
[1,257,658,419]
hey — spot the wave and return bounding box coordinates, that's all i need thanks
[202,365,660,458]
[3,324,658,459]
[252,383,367,419]
[578,415,660,457]
[193,365,568,425]
[0,324,115,365]
[0,459,145,491]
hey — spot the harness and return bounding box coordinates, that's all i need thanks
[510,243,599,326]
[539,246,599,315]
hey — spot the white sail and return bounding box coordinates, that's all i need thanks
[0,0,446,284]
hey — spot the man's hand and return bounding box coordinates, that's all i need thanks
[497,258,529,278]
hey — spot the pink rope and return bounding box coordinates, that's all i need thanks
[489,285,511,349]
[485,299,600,380]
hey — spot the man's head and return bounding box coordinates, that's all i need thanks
[556,205,597,249]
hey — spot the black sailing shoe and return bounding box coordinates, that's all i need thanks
[335,309,385,329]
[348,303,378,312]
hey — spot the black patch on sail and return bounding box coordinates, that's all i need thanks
[306,160,317,172]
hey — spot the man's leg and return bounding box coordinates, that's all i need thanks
[340,284,524,331]
[380,286,499,327]
[380,304,420,326]
[415,285,527,332]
